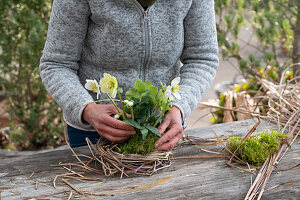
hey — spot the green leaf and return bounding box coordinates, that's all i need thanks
[132,97,155,124]
[135,80,146,92]
[140,128,149,140]
[144,81,158,100]
[156,89,168,111]
[145,125,161,137]
[123,119,143,129]
[125,79,158,104]
[140,89,150,98]
[125,88,140,100]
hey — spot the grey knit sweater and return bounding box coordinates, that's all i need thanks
[40,0,219,131]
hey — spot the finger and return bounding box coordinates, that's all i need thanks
[102,115,135,131]
[119,110,132,119]
[156,132,183,151]
[155,124,182,148]
[97,123,135,137]
[125,112,131,119]
[108,104,120,114]
[97,130,129,143]
[108,105,131,119]
[157,117,171,134]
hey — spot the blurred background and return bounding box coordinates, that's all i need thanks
[0,0,299,151]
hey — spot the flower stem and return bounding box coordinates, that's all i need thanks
[153,103,159,117]
[130,107,135,121]
[153,104,168,127]
[117,90,127,120]
[106,94,123,117]
[154,107,159,117]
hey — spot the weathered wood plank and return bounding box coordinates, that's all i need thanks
[0,120,299,199]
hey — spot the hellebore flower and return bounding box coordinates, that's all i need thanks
[85,79,101,99]
[165,77,181,100]
[100,73,118,98]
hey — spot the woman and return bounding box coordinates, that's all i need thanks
[40,0,219,150]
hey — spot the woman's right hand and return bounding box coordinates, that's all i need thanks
[83,104,135,143]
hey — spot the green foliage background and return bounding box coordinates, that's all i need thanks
[0,0,64,150]
[215,0,299,81]
[212,0,299,125]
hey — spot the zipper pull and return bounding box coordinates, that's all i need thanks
[144,11,147,20]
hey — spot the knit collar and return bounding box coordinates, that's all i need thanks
[136,0,157,7]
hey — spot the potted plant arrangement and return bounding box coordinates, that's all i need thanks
[83,73,181,176]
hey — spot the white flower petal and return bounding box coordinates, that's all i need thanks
[165,86,172,98]
[110,88,117,98]
[169,95,174,101]
[85,83,90,90]
[173,92,181,100]
[85,79,100,93]
[84,79,93,90]
[96,90,101,99]
[171,77,180,86]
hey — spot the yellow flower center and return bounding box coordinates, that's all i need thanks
[108,81,115,90]
[90,83,99,93]
[171,85,180,93]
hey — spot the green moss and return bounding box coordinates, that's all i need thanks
[116,130,159,155]
[226,129,286,166]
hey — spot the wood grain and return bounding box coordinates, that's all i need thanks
[0,120,299,199]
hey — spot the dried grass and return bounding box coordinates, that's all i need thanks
[87,138,171,177]
[199,76,300,200]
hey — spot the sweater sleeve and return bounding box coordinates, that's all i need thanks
[173,0,219,120]
[39,0,95,131]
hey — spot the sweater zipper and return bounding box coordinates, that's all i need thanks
[133,1,151,82]
[143,11,150,82]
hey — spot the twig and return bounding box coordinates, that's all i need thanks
[62,166,84,177]
[23,191,70,200]
[171,155,225,160]
[63,176,104,182]
[276,163,300,172]
[35,181,39,190]
[62,179,85,195]
[264,180,300,193]
[67,191,72,200]
[29,171,35,178]
[53,172,84,188]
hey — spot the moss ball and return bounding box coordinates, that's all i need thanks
[226,129,286,166]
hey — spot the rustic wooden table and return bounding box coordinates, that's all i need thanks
[0,120,299,199]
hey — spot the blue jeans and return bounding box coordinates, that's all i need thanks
[67,126,100,147]
[68,120,186,147]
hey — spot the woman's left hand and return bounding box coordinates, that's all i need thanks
[155,106,184,151]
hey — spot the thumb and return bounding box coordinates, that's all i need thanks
[157,117,171,134]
